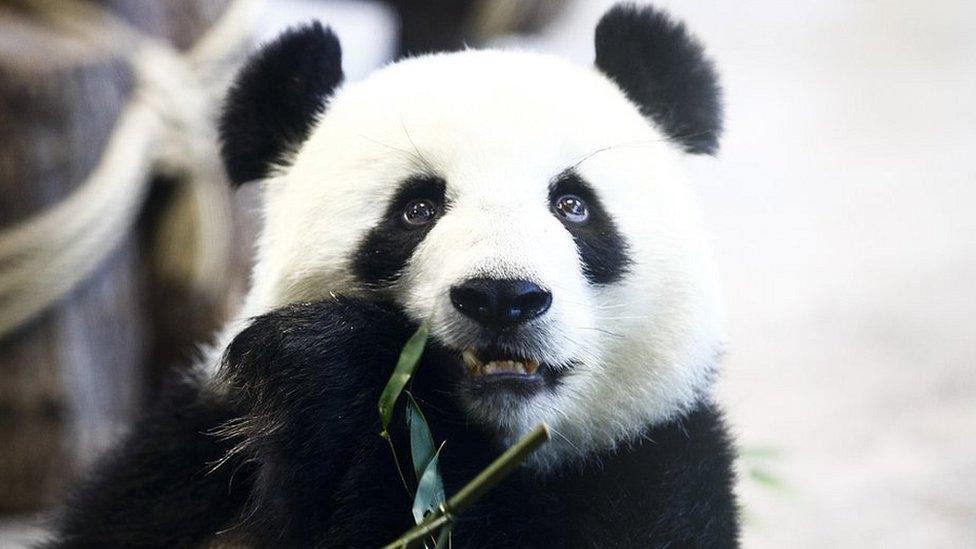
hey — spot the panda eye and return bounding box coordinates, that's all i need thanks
[402,198,438,227]
[553,194,589,223]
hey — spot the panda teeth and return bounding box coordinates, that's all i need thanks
[483,361,525,375]
[462,349,540,377]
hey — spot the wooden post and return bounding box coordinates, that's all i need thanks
[0,0,233,513]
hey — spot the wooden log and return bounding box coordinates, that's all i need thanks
[0,5,139,513]
[0,0,233,513]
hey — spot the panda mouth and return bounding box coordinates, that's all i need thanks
[461,348,540,377]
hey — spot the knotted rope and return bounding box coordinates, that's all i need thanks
[0,0,258,338]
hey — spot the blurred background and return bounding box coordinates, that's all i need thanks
[1,0,973,546]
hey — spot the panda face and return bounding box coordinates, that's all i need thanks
[222,6,724,463]
[240,51,718,460]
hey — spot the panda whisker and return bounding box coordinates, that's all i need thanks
[534,283,626,310]
[568,138,668,171]
[574,326,626,339]
[537,292,624,310]
[399,115,438,174]
[544,425,583,456]
[354,132,414,157]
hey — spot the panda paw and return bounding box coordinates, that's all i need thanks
[220,296,415,429]
[217,297,418,544]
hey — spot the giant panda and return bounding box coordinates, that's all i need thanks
[50,3,738,547]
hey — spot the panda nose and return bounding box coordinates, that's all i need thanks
[450,278,552,329]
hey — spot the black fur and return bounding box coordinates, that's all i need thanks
[595,4,723,154]
[551,170,632,284]
[352,175,447,287]
[45,372,252,548]
[216,298,418,546]
[219,23,344,186]
[51,299,738,547]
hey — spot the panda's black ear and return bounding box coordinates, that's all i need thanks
[594,4,722,154]
[219,22,343,186]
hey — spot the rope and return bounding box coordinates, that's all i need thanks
[0,0,258,338]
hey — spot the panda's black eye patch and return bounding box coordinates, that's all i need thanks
[353,175,446,287]
[549,170,631,284]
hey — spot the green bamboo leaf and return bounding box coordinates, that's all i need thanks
[748,467,783,490]
[406,393,437,481]
[739,446,784,461]
[379,321,430,438]
[412,442,446,525]
[382,425,551,549]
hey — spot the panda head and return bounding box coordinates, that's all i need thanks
[220,3,724,465]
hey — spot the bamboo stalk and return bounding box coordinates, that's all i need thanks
[382,423,551,549]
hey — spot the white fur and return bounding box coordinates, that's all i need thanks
[217,49,725,467]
